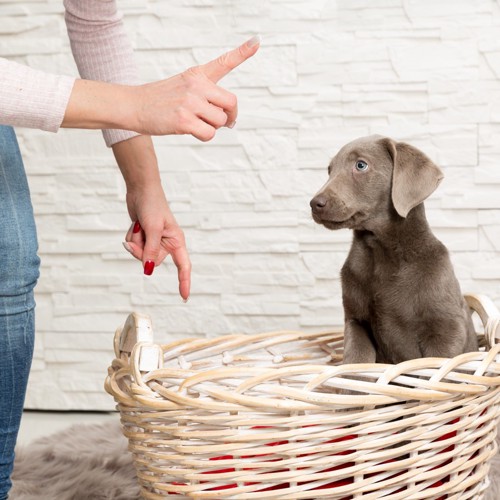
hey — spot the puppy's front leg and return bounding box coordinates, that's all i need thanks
[343,319,376,364]
[335,319,376,397]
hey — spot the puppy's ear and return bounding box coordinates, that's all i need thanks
[380,138,444,218]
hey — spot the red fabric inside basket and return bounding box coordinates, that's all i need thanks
[166,418,466,497]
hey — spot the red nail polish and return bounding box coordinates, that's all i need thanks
[144,260,155,276]
[133,221,141,234]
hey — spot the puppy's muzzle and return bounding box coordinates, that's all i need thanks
[310,195,327,215]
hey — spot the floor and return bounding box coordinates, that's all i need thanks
[17,410,120,446]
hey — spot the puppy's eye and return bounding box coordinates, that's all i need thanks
[355,160,368,172]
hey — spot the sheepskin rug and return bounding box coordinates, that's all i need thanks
[10,419,500,499]
[11,420,139,500]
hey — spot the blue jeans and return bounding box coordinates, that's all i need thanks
[0,126,40,500]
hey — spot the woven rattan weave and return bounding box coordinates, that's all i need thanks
[105,294,500,499]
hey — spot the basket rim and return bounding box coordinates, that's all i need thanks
[105,293,500,408]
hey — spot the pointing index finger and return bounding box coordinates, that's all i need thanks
[201,35,261,83]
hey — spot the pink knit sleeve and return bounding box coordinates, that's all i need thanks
[64,0,140,147]
[0,58,75,132]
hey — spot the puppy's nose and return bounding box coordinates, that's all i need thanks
[310,195,327,212]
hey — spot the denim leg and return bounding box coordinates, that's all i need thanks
[0,126,40,500]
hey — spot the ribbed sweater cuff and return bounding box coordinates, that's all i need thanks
[0,58,75,132]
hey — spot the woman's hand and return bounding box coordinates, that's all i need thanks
[124,185,191,301]
[112,135,191,300]
[132,36,260,140]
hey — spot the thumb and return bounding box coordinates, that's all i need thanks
[200,35,261,83]
[142,228,162,276]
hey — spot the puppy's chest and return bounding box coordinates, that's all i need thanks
[355,246,401,282]
[350,244,415,310]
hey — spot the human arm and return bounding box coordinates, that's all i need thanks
[0,0,258,298]
[63,0,259,141]
[63,0,258,294]
[61,38,260,140]
[63,2,258,291]
[0,3,259,138]
[112,135,191,300]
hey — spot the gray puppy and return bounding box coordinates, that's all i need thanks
[310,135,478,364]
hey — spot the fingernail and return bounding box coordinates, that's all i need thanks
[144,260,155,276]
[122,242,133,253]
[226,120,236,129]
[182,297,189,303]
[133,221,141,234]
[246,35,261,48]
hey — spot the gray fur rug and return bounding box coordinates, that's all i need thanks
[10,420,500,500]
[11,420,140,500]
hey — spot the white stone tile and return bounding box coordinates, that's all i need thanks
[3,0,498,411]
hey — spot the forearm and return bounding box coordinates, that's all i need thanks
[111,134,162,192]
[61,79,139,132]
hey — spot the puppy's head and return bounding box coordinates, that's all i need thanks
[310,135,443,231]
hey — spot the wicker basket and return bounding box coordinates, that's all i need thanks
[105,294,500,499]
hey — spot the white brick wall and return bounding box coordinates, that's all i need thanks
[2,0,500,409]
